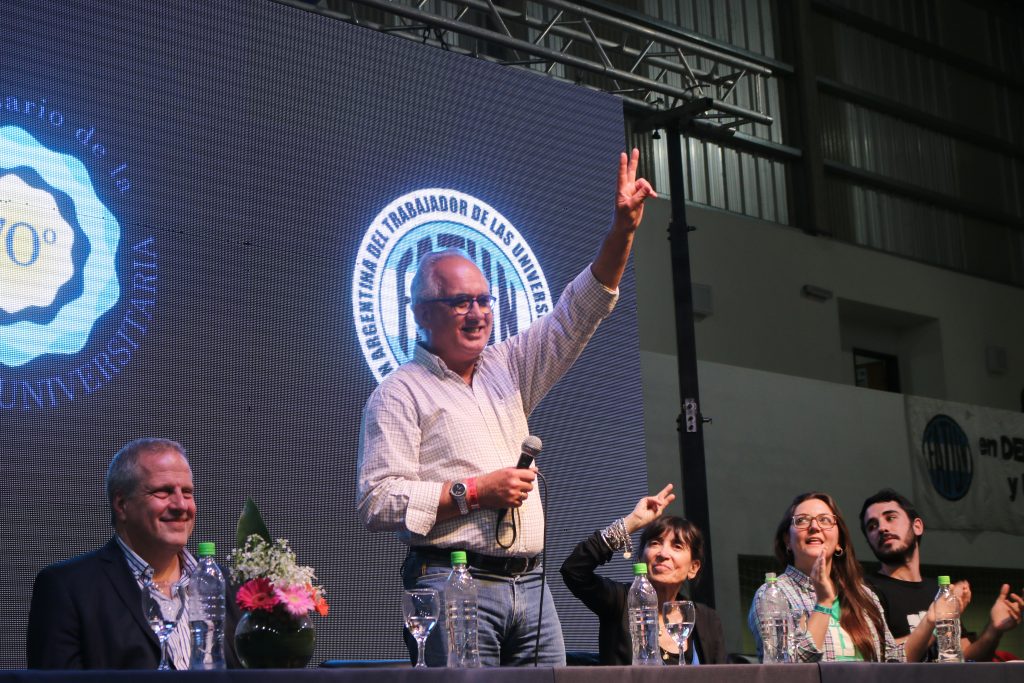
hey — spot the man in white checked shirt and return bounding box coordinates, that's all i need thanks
[357,149,656,666]
[27,438,240,669]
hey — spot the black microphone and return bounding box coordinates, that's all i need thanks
[497,436,543,524]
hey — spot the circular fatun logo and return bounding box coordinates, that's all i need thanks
[353,189,552,383]
[921,414,973,501]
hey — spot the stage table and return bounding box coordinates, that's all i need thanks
[817,662,1021,683]
[555,663,820,683]
[0,663,1019,683]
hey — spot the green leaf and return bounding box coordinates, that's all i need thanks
[236,497,272,549]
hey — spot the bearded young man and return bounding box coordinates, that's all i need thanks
[859,488,1022,661]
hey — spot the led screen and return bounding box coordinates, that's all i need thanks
[0,0,647,666]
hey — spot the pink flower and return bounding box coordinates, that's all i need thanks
[237,578,279,612]
[275,584,315,617]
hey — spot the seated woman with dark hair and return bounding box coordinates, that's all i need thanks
[747,491,931,662]
[560,484,725,665]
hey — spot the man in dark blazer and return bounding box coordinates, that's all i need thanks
[26,438,240,669]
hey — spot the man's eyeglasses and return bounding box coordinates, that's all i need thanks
[791,514,837,530]
[421,295,496,315]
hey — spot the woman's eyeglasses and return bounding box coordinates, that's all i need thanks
[791,514,837,530]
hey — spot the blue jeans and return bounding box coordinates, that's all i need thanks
[401,554,566,667]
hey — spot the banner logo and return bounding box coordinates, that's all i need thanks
[1,110,155,412]
[921,414,973,501]
[353,189,551,383]
[1,125,120,366]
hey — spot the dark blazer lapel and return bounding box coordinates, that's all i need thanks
[693,605,708,664]
[693,602,721,664]
[98,537,160,647]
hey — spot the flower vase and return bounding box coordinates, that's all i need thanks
[234,608,316,668]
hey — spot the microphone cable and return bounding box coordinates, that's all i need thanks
[532,468,549,667]
[494,505,519,549]
[491,469,549,665]
[488,435,547,666]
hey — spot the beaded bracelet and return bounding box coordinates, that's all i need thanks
[599,517,634,559]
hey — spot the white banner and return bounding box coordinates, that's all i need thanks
[905,396,1024,535]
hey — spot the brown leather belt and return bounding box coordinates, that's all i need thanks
[408,547,539,576]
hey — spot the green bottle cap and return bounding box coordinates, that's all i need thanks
[937,575,951,586]
[451,550,468,566]
[633,563,648,575]
[196,541,216,557]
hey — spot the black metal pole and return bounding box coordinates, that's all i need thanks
[664,125,715,608]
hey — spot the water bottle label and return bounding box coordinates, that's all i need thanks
[627,607,661,665]
[761,616,790,663]
[445,598,480,668]
[934,619,963,663]
[187,559,227,670]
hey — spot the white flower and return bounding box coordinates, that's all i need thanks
[229,536,319,589]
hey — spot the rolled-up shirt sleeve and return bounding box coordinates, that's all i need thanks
[354,265,617,553]
[498,266,618,415]
[357,383,443,536]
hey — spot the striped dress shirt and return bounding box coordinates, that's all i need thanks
[357,266,617,557]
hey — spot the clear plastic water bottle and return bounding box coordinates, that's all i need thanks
[188,541,226,670]
[626,562,662,666]
[933,575,963,663]
[757,572,790,663]
[444,551,480,668]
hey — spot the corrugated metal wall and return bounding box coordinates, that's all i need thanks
[816,0,1023,285]
[631,0,1022,287]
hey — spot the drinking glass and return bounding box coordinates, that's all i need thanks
[402,589,439,668]
[141,579,186,670]
[788,608,809,662]
[662,600,696,665]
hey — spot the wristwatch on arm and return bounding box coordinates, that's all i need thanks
[450,481,469,515]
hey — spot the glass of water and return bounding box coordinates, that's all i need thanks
[402,589,439,668]
[788,608,809,661]
[140,579,185,670]
[662,600,696,665]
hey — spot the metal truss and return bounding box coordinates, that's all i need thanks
[305,0,774,133]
